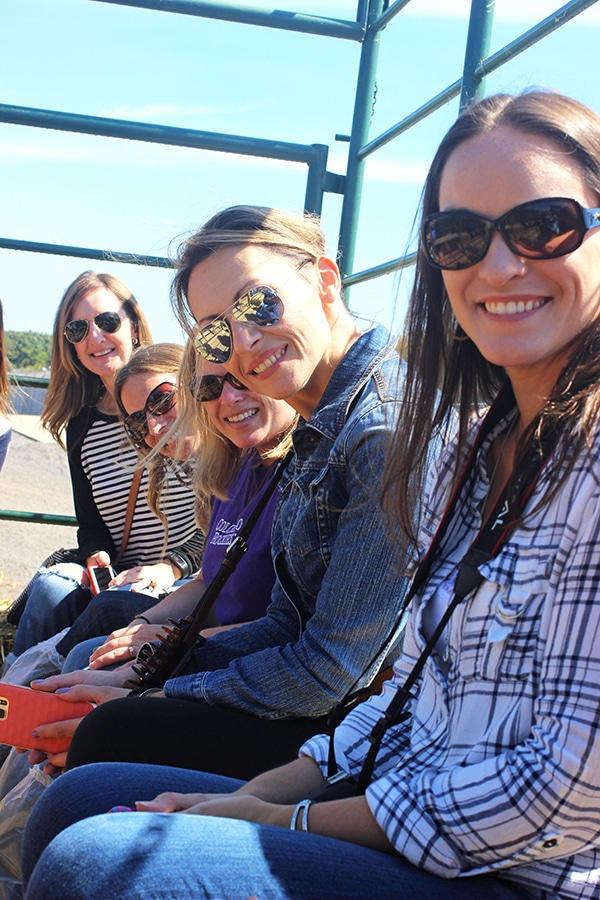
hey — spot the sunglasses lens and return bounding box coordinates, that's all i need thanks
[64,311,123,343]
[64,319,89,344]
[191,373,249,403]
[124,411,147,444]
[190,375,223,402]
[194,322,232,364]
[95,311,123,334]
[146,384,177,416]
[424,213,490,270]
[234,287,283,328]
[503,199,583,259]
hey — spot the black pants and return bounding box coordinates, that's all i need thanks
[66,697,329,781]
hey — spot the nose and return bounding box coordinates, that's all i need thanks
[145,413,165,439]
[477,231,527,284]
[227,317,262,355]
[220,378,243,403]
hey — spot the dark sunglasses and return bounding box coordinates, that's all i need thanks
[190,371,249,402]
[193,286,283,364]
[64,310,124,344]
[422,197,600,271]
[124,382,177,445]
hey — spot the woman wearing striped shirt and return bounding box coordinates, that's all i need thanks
[12,275,203,656]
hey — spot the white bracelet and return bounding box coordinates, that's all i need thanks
[290,798,313,832]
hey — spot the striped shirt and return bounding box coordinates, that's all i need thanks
[68,407,202,572]
[303,409,600,899]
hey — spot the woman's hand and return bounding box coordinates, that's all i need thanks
[110,563,176,596]
[87,623,169,670]
[23,684,129,774]
[136,792,288,826]
[86,551,112,568]
[30,666,133,692]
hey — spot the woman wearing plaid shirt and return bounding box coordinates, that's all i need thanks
[20,89,600,900]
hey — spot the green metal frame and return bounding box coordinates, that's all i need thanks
[2,0,599,528]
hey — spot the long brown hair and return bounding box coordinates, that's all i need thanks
[41,271,153,446]
[383,90,600,559]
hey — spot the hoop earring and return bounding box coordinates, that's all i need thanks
[441,298,470,342]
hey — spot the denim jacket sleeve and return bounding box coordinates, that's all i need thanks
[165,334,410,717]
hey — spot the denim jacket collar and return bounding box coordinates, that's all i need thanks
[303,325,396,439]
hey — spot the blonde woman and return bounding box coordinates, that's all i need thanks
[12,276,200,656]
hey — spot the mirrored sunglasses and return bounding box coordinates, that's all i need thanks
[193,286,283,364]
[64,310,124,344]
[124,382,177,445]
[190,371,249,402]
[422,197,600,271]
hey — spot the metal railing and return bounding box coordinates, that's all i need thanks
[2,0,598,529]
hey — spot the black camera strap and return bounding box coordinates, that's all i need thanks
[327,383,559,793]
[129,449,293,691]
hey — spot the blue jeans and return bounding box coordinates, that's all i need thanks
[62,636,109,672]
[13,569,91,656]
[22,764,533,900]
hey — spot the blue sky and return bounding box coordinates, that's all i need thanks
[2,0,600,345]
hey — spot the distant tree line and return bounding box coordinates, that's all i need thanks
[5,331,52,371]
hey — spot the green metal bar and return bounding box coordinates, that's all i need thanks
[0,510,77,527]
[0,103,323,164]
[304,144,330,215]
[8,374,49,388]
[371,0,414,36]
[342,251,417,288]
[337,0,386,281]
[91,0,365,40]
[359,80,461,160]
[460,0,495,110]
[474,0,600,82]
[0,237,172,268]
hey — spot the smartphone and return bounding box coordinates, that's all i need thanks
[87,564,117,595]
[0,683,94,753]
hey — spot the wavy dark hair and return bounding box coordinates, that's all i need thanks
[383,90,600,557]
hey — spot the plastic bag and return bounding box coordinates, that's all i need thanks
[0,756,53,899]
[0,629,68,687]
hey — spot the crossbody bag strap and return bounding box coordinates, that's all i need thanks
[113,468,144,568]
[353,394,560,794]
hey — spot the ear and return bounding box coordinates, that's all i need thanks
[315,256,341,306]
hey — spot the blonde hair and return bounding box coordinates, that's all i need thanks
[170,205,327,336]
[42,271,153,446]
[176,337,296,533]
[114,343,193,532]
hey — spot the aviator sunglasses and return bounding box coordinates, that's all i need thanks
[64,310,125,344]
[193,286,283,364]
[190,371,248,403]
[422,197,600,271]
[124,382,177,445]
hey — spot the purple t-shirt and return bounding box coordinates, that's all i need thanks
[201,452,279,626]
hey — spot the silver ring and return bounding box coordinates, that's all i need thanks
[129,645,136,658]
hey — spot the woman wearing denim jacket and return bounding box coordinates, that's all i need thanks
[29,206,408,780]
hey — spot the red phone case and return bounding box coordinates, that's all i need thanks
[0,683,94,753]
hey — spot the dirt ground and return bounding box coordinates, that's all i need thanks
[0,428,77,605]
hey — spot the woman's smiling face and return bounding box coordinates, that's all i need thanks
[198,362,297,453]
[186,244,339,413]
[120,371,195,459]
[438,125,600,404]
[70,287,136,386]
